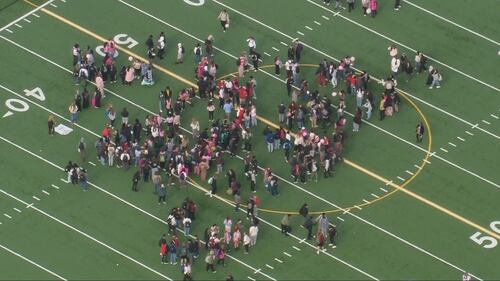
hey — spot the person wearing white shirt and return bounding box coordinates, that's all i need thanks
[183,217,192,237]
[157,32,166,59]
[391,56,401,79]
[246,36,256,53]
[249,225,259,246]
[243,233,251,254]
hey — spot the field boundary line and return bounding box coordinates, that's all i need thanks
[0,0,55,32]
[306,0,500,93]
[402,0,500,47]
[0,188,173,280]
[0,243,67,280]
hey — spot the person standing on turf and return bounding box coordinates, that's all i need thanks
[158,184,166,204]
[304,215,314,240]
[132,170,140,192]
[281,214,291,236]
[317,213,329,236]
[243,232,251,254]
[205,250,216,273]
[69,102,78,124]
[217,9,230,32]
[249,223,259,246]
[157,32,166,59]
[208,174,217,197]
[160,238,168,264]
[78,137,86,163]
[246,36,256,53]
[416,122,425,143]
[176,43,185,64]
[394,0,401,10]
[328,225,337,248]
[48,115,56,135]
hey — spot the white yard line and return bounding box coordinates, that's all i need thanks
[263,52,271,57]
[0,0,55,32]
[5,28,13,33]
[482,120,491,125]
[397,176,405,181]
[0,189,173,280]
[297,31,304,36]
[0,243,67,280]
[271,46,280,52]
[402,0,500,46]
[379,187,388,193]
[51,184,60,190]
[42,190,50,195]
[448,142,457,147]
[321,15,330,20]
[405,170,414,176]
[292,246,301,251]
[283,251,292,257]
[49,3,58,7]
[32,13,40,18]
[13,208,22,213]
[23,18,31,23]
[313,20,321,25]
[305,25,313,30]
[4,214,12,219]
[0,135,277,280]
[274,258,283,263]
[491,114,499,119]
[32,196,40,201]
[14,23,23,28]
[440,148,449,153]
[88,161,96,166]
[115,0,500,191]
[280,41,288,46]
[414,164,421,169]
[307,0,500,95]
[336,217,345,221]
[457,137,465,142]
[362,199,370,204]
[371,193,380,199]
[266,264,274,269]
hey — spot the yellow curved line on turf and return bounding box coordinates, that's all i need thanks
[30,1,500,240]
[217,64,432,215]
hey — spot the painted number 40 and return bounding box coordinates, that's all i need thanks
[3,87,45,118]
[470,221,500,249]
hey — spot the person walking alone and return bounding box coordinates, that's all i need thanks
[48,115,56,135]
[416,122,425,143]
[217,9,230,32]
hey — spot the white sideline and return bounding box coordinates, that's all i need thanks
[0,189,173,280]
[0,243,67,280]
[0,0,55,32]
[402,0,500,47]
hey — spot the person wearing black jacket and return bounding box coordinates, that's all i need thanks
[304,216,314,240]
[249,51,261,71]
[132,170,140,191]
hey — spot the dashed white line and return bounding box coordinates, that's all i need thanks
[414,164,421,169]
[379,187,388,193]
[283,251,292,257]
[405,170,414,176]
[322,15,330,20]
[248,277,256,281]
[297,31,305,36]
[465,131,474,136]
[305,25,313,31]
[314,20,322,26]
[362,199,370,204]
[280,41,288,46]
[423,159,432,164]
[13,208,21,213]
[14,23,23,28]
[292,246,301,251]
[32,196,40,201]
[32,13,40,18]
[51,184,60,190]
[59,178,69,184]
[448,142,457,147]
[457,136,466,142]
[88,161,96,166]
[397,176,405,181]
[274,258,283,263]
[42,190,50,195]
[490,114,499,119]
[385,180,393,186]
[4,214,12,219]
[354,205,362,210]
[5,29,13,33]
[272,47,280,52]
[266,264,274,269]
[440,148,449,153]
[263,52,271,57]
[482,120,491,125]
[50,3,58,7]
[23,18,31,23]
[371,193,380,199]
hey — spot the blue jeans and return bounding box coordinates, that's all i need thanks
[184,226,190,237]
[170,253,176,264]
[80,179,88,190]
[70,112,77,123]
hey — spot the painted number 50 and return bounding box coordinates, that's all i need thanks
[470,221,500,249]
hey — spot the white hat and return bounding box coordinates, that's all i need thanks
[178,43,182,47]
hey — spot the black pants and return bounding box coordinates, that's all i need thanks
[208,111,214,121]
[348,2,354,12]
[158,195,165,203]
[206,263,215,272]
[157,48,165,59]
[380,109,385,120]
[220,20,227,31]
[281,224,289,235]
[395,0,401,8]
[275,65,280,75]
[306,226,313,239]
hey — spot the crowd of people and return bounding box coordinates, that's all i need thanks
[58,3,439,278]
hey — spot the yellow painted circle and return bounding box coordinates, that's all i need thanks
[207,64,432,215]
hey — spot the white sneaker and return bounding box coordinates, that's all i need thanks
[429,86,433,89]
[436,86,441,89]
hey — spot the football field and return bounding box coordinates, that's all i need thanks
[0,0,499,280]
